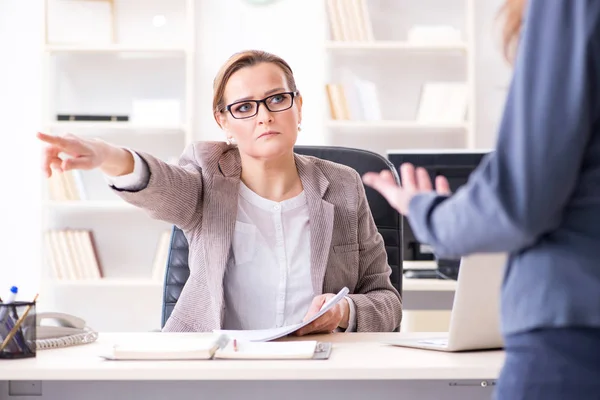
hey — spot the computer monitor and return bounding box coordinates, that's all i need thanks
[386,149,491,266]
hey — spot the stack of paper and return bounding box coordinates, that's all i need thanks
[106,334,229,360]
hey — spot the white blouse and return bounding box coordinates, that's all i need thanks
[105,150,356,331]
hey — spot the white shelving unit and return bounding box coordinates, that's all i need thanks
[323,0,477,156]
[40,0,196,332]
[325,40,469,51]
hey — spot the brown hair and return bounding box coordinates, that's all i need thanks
[500,0,527,63]
[212,50,298,121]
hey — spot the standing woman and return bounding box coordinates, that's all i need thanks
[364,0,600,398]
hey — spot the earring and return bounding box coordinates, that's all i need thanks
[226,137,236,145]
[298,123,302,132]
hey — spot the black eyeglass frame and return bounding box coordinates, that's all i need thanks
[223,91,299,119]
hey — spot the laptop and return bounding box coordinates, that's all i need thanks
[388,252,507,352]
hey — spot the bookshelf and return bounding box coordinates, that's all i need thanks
[45,44,188,54]
[40,0,196,332]
[325,40,468,51]
[323,0,477,155]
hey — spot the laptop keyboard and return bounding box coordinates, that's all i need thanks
[417,338,448,346]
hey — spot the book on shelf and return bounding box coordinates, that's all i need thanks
[325,0,373,42]
[416,82,468,124]
[325,83,350,120]
[152,231,172,281]
[56,115,129,122]
[326,74,382,121]
[44,229,103,281]
[47,170,87,201]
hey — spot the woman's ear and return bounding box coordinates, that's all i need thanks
[295,93,303,124]
[214,111,228,130]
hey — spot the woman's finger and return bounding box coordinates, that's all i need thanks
[416,167,432,191]
[37,132,68,148]
[379,170,396,184]
[400,163,417,191]
[37,132,84,156]
[49,158,63,173]
[436,175,452,195]
[363,173,405,207]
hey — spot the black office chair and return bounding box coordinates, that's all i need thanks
[161,145,403,328]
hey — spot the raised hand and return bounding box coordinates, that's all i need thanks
[37,132,133,178]
[362,163,451,216]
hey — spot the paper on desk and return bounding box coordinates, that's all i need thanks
[215,286,349,342]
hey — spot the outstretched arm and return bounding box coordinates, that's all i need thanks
[38,132,204,231]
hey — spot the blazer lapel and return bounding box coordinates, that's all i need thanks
[202,149,241,321]
[295,155,334,296]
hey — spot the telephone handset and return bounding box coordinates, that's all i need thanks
[28,312,98,350]
[36,312,88,340]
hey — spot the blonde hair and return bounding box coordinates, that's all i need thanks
[212,50,298,123]
[500,0,527,63]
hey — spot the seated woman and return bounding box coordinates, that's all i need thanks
[37,50,402,334]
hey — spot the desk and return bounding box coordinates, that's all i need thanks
[0,332,504,400]
[404,278,457,292]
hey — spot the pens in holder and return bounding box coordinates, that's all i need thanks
[0,294,38,353]
[0,287,20,352]
[233,339,238,352]
[0,287,18,322]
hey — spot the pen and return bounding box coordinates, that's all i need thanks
[0,287,20,352]
[0,287,18,322]
[233,339,238,352]
[0,294,38,353]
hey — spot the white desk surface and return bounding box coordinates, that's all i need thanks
[0,332,504,381]
[403,261,438,270]
[403,278,457,292]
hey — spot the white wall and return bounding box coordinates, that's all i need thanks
[193,0,328,145]
[0,0,44,301]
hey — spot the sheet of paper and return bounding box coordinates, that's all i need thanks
[214,340,318,359]
[215,287,349,342]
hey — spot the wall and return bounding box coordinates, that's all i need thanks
[0,0,44,301]
[193,0,328,145]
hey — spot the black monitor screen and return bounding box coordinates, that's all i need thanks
[387,151,490,261]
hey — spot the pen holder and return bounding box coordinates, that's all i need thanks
[0,301,36,359]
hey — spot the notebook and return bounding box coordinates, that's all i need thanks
[102,334,332,361]
[214,341,332,360]
[103,334,229,360]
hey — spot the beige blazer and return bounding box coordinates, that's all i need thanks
[112,142,402,332]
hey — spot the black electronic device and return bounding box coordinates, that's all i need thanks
[388,149,491,280]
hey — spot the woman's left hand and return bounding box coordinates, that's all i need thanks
[362,163,451,216]
[294,294,349,336]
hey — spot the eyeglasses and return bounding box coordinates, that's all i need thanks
[224,91,299,119]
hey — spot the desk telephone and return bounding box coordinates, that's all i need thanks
[33,312,98,349]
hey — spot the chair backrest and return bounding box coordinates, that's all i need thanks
[161,145,403,328]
